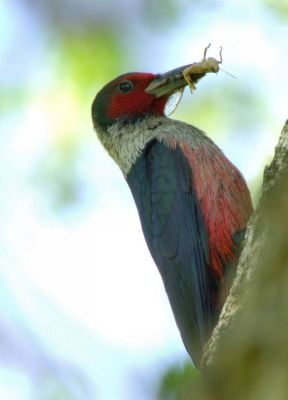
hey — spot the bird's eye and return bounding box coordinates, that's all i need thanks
[118,80,133,93]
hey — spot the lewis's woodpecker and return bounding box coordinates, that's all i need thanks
[91,56,253,366]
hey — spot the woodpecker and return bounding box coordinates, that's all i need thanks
[91,58,253,366]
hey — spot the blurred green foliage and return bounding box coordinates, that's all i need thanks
[263,0,288,18]
[57,28,126,96]
[157,362,201,400]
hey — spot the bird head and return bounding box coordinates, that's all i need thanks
[92,65,207,173]
[92,64,206,130]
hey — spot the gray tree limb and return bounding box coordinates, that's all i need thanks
[193,119,288,399]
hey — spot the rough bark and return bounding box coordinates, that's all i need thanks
[179,119,288,400]
[201,120,288,368]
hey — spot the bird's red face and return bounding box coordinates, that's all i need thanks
[103,73,169,122]
[92,64,203,128]
[92,73,173,127]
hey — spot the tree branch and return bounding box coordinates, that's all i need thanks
[201,119,288,370]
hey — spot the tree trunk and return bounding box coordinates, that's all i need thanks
[190,120,288,399]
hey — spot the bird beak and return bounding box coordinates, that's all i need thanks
[145,64,207,98]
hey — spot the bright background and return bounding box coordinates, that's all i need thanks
[0,0,287,399]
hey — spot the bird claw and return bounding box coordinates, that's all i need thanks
[183,44,223,92]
